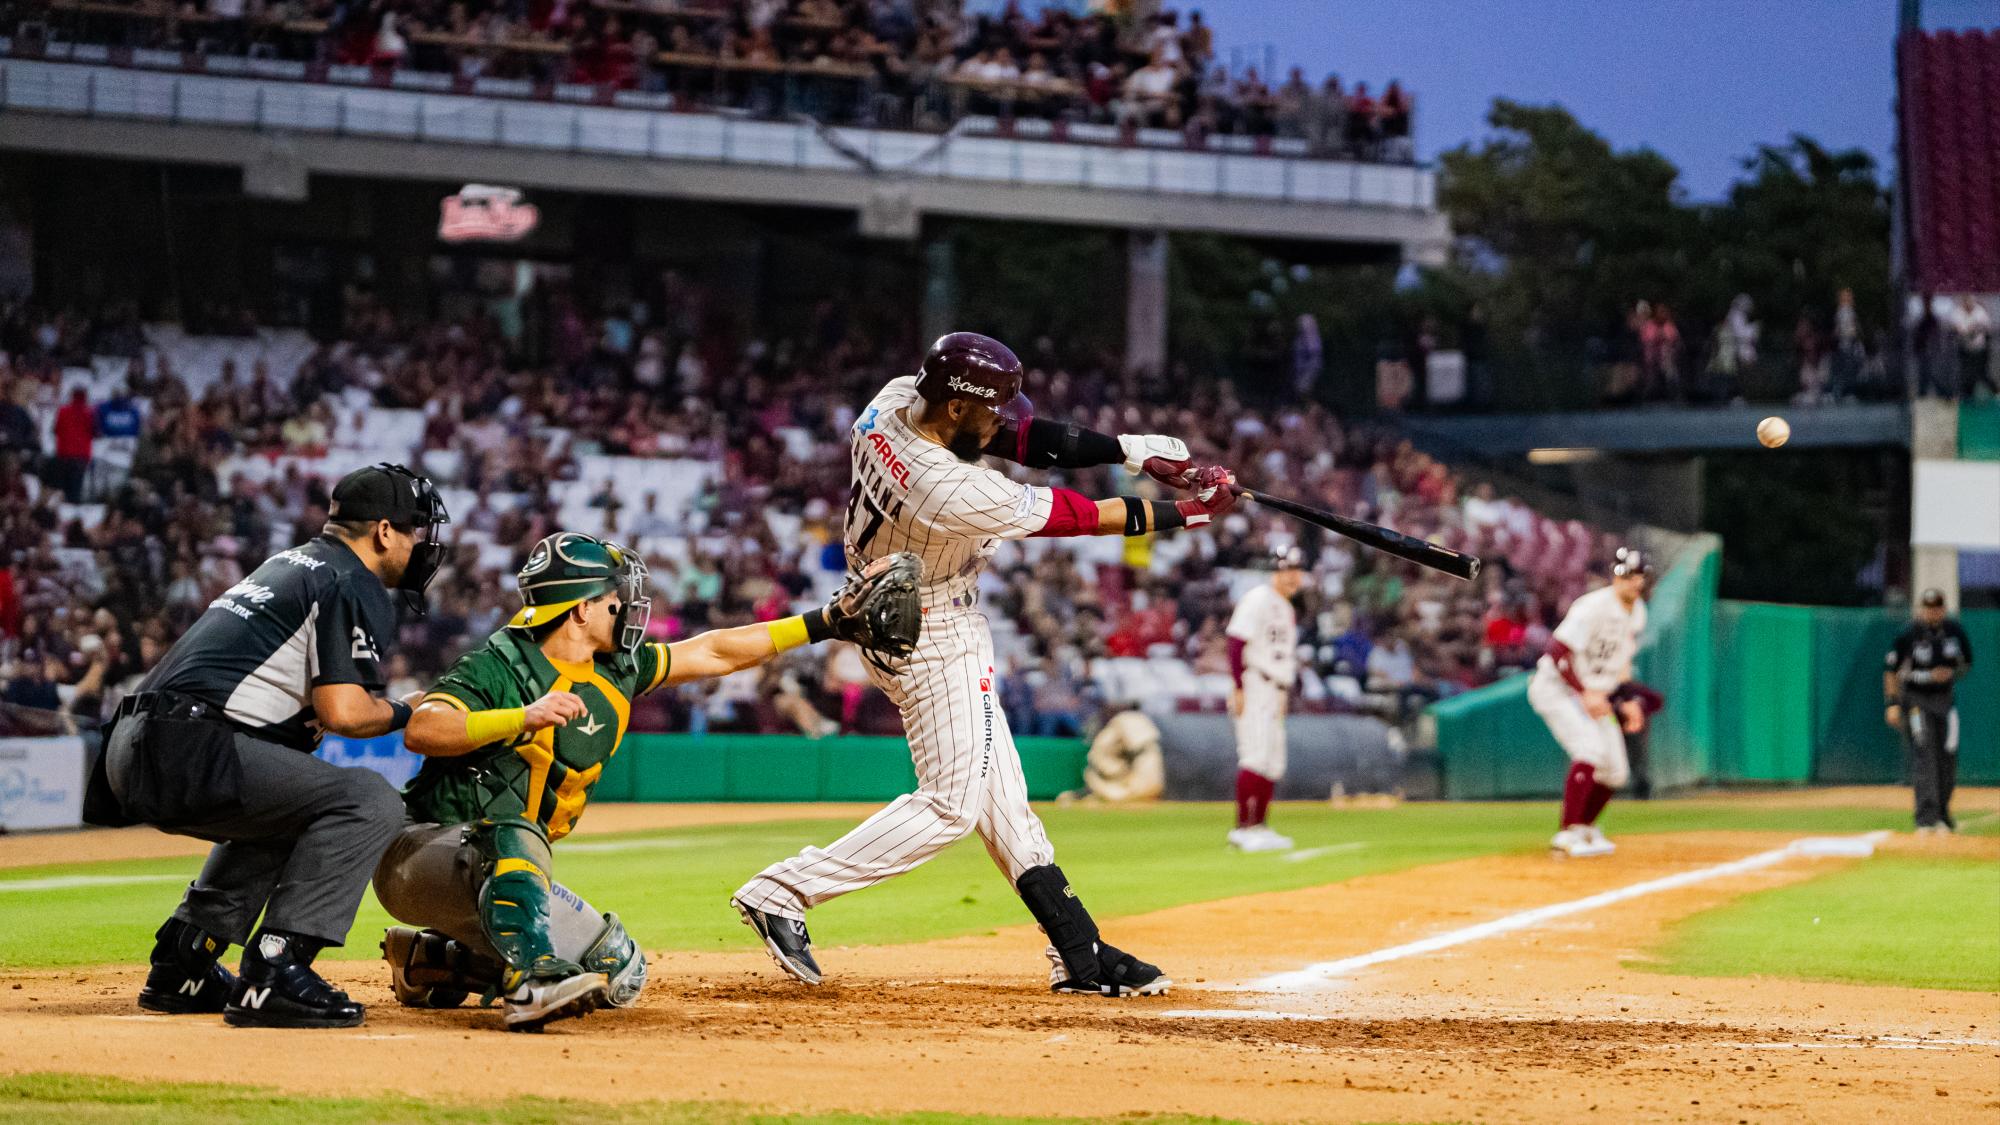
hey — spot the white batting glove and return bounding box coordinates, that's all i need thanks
[1117,434,1194,488]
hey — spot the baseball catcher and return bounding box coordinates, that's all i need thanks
[372,534,918,1030]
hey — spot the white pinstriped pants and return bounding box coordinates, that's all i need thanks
[1233,673,1289,780]
[733,611,1056,919]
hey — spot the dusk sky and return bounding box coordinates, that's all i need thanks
[1189,0,2000,200]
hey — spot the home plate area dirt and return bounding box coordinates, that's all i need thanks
[2,830,1996,1124]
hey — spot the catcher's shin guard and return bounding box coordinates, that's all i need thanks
[473,817,577,990]
[575,912,647,1008]
[381,926,505,1009]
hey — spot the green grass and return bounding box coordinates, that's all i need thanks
[0,1073,1285,1125]
[1637,854,2000,991]
[0,798,1915,971]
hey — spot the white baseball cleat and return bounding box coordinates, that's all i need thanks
[502,970,609,1033]
[1550,826,1585,852]
[1230,826,1293,853]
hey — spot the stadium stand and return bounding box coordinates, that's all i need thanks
[1897,28,2000,296]
[2,1,1415,160]
[0,285,1616,741]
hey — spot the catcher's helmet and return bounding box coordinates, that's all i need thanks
[914,331,1024,409]
[509,532,652,652]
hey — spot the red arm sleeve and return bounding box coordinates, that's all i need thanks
[1545,638,1586,693]
[1227,637,1246,688]
[1030,486,1101,538]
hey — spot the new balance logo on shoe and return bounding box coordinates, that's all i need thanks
[239,986,271,1010]
[178,978,204,997]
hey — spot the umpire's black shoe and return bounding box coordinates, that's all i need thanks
[223,933,365,1029]
[138,917,236,1015]
[1049,941,1172,998]
[732,897,822,985]
[139,958,237,1014]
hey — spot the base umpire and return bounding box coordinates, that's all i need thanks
[1884,588,1974,834]
[85,463,449,1028]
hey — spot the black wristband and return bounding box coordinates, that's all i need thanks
[1122,498,1187,535]
[386,699,413,732]
[1121,497,1148,536]
[802,607,834,643]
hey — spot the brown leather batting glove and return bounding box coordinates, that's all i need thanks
[1171,466,1237,527]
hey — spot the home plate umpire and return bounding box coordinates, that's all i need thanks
[85,462,449,1028]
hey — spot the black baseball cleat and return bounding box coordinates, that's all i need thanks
[1048,941,1172,998]
[223,933,365,1029]
[732,896,822,985]
[138,918,235,1014]
[139,958,237,1014]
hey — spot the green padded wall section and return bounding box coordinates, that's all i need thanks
[1960,401,2000,460]
[1711,602,1815,782]
[597,735,1087,803]
[1632,538,1720,790]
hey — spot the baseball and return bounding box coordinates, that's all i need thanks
[1756,416,1790,448]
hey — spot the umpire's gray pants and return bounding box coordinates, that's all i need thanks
[105,719,404,947]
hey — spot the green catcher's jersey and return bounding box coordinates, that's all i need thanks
[403,629,672,840]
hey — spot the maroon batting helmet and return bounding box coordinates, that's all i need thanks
[915,332,1025,409]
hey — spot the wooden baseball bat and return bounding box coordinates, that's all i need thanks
[1233,486,1482,581]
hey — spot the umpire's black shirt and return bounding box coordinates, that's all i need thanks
[1885,619,1975,704]
[142,536,397,750]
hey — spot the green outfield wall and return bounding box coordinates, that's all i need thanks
[594,734,1087,803]
[1961,400,2000,460]
[1433,537,1998,798]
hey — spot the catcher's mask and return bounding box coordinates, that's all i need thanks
[329,462,451,618]
[509,533,652,653]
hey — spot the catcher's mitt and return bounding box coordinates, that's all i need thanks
[827,553,923,656]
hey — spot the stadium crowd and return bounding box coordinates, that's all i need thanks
[17,1,1415,159]
[1603,288,1995,406]
[0,282,1611,741]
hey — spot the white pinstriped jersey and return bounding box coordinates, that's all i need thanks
[1226,583,1298,684]
[1538,585,1646,692]
[844,377,1056,606]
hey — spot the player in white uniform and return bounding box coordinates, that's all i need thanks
[1225,545,1305,852]
[732,332,1236,997]
[1526,549,1651,857]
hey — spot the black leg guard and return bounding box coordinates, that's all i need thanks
[1016,864,1104,986]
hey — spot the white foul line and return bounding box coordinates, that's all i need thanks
[1280,842,1369,864]
[0,874,186,893]
[1245,833,1888,991]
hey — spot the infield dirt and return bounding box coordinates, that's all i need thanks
[2,821,1995,1125]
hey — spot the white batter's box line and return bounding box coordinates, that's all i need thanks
[0,873,187,893]
[1238,832,1888,992]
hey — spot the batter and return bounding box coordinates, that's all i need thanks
[1226,545,1305,852]
[731,331,1236,997]
[1528,549,1650,857]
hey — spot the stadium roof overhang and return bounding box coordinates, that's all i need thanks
[0,58,1450,261]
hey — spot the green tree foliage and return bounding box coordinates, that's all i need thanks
[1434,102,1890,408]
